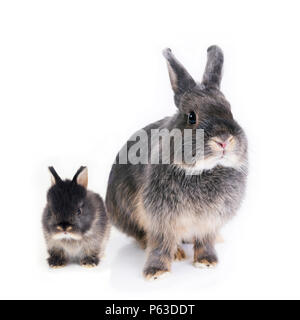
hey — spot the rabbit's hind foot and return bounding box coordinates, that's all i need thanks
[174,246,187,261]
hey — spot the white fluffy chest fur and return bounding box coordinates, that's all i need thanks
[47,238,84,259]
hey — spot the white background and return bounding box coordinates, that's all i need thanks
[0,0,299,300]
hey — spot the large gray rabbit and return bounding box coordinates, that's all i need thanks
[106,46,248,280]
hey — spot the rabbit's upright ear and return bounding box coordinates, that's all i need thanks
[49,167,62,186]
[163,48,196,95]
[73,166,88,189]
[202,45,224,89]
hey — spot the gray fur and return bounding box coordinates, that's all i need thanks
[43,168,110,268]
[106,46,248,279]
[202,45,224,89]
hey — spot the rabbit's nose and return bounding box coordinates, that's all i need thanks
[214,135,233,149]
[217,141,227,149]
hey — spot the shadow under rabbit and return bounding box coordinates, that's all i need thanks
[109,238,225,292]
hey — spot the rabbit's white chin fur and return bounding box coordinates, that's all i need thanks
[180,152,244,175]
[52,232,83,241]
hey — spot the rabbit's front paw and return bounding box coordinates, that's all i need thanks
[144,267,170,281]
[48,255,67,269]
[193,256,218,269]
[194,240,218,269]
[80,256,99,268]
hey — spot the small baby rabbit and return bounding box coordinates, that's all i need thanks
[106,46,248,280]
[43,166,110,268]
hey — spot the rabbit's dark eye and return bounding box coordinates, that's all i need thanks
[188,111,197,125]
[76,208,82,216]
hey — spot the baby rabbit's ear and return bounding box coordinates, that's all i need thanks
[73,166,88,189]
[48,167,62,186]
[163,48,196,95]
[202,45,224,89]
